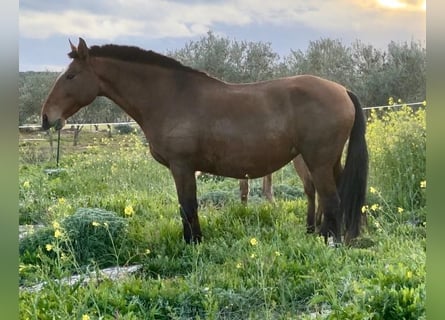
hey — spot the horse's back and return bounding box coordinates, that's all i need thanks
[238,75,355,121]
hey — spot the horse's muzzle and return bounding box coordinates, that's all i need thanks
[42,115,65,131]
[41,114,51,130]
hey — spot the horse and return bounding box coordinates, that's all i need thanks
[239,155,323,233]
[41,38,368,244]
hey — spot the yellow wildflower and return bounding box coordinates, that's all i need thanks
[23,181,30,189]
[369,186,377,194]
[92,221,100,227]
[54,229,62,238]
[124,205,134,216]
[250,253,257,259]
[52,221,60,229]
[420,180,426,188]
[397,207,404,214]
[361,205,368,214]
[45,244,53,251]
[422,100,427,106]
[236,262,243,269]
[249,238,258,246]
[82,315,90,320]
[58,197,66,205]
[275,251,281,257]
[370,204,379,211]
[145,249,151,255]
[406,271,413,279]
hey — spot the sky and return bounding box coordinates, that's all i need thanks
[19,0,426,72]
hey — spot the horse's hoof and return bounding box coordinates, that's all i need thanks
[184,234,202,244]
[306,226,316,234]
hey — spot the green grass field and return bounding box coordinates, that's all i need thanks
[19,106,426,319]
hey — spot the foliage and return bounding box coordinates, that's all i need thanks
[20,207,130,271]
[169,30,280,83]
[366,103,426,211]
[19,72,58,125]
[287,38,355,88]
[114,123,136,134]
[61,207,129,267]
[384,41,426,103]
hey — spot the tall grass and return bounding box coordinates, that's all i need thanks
[366,104,426,210]
[19,108,426,319]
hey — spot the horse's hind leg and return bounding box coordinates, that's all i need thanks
[240,174,274,203]
[239,179,249,204]
[309,165,342,243]
[293,156,317,233]
[262,174,274,202]
[170,164,202,243]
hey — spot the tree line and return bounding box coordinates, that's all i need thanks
[19,31,425,125]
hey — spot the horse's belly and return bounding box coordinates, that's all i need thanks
[198,146,297,179]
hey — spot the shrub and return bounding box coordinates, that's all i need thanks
[61,207,129,267]
[19,226,55,265]
[366,105,426,210]
[20,208,129,269]
[199,190,234,207]
[114,123,135,134]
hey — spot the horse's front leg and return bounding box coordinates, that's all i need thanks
[170,164,202,244]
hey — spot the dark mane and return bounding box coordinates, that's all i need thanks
[68,44,208,76]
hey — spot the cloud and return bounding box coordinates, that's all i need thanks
[20,10,146,40]
[19,0,425,43]
[19,1,252,40]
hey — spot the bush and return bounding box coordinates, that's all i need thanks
[199,190,235,207]
[61,207,129,267]
[20,208,129,269]
[19,226,55,265]
[366,105,426,210]
[114,123,135,134]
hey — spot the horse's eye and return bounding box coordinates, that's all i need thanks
[66,74,75,80]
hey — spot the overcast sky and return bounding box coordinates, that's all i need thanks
[19,0,426,72]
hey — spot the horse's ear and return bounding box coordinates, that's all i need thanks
[69,39,76,52]
[67,39,78,58]
[77,37,89,60]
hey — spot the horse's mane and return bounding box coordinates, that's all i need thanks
[68,44,209,77]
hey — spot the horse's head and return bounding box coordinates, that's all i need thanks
[41,37,100,130]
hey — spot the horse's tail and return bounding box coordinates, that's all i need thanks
[340,90,369,243]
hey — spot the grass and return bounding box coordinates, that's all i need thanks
[19,110,426,319]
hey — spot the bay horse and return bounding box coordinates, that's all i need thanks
[41,38,368,244]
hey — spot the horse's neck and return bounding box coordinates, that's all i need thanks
[92,58,172,124]
[91,58,225,142]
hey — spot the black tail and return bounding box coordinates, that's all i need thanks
[340,91,369,243]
